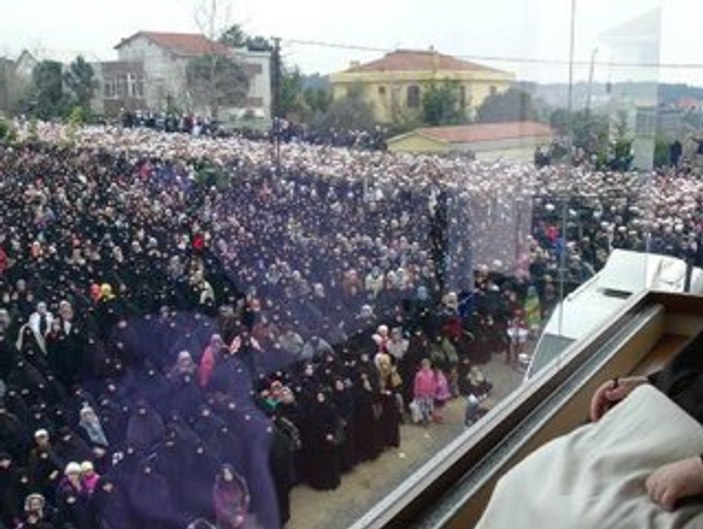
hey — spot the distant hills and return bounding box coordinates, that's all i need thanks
[522,81,703,109]
[305,75,703,112]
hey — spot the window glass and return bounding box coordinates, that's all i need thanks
[0,1,686,529]
[104,77,116,99]
[407,84,421,108]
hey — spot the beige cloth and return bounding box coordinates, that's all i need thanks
[475,384,703,529]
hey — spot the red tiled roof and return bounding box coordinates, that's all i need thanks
[346,49,505,74]
[414,121,553,143]
[115,31,232,56]
[678,97,703,108]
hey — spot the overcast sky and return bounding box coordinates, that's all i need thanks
[2,0,701,85]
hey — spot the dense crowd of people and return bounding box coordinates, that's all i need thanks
[117,111,388,151]
[119,110,222,138]
[1,121,703,529]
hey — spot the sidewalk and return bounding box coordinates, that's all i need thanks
[286,357,524,529]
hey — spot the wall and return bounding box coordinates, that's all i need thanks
[117,36,188,112]
[330,69,514,123]
[387,133,448,153]
[91,61,148,116]
[470,136,553,162]
[389,133,552,160]
[239,50,271,119]
[117,39,272,120]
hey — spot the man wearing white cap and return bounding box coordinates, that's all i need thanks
[28,429,61,503]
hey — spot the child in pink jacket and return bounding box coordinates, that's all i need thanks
[433,367,452,423]
[413,359,437,424]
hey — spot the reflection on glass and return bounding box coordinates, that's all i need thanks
[1,0,697,528]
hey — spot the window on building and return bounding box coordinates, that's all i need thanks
[407,85,421,108]
[489,85,498,96]
[459,86,467,109]
[133,75,145,98]
[126,73,135,99]
[378,86,386,96]
[125,72,145,98]
[103,77,116,99]
[635,107,656,137]
[115,74,128,98]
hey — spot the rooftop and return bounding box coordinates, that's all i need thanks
[16,48,102,65]
[344,49,506,74]
[405,121,553,144]
[115,31,232,56]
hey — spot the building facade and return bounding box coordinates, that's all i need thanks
[114,31,272,120]
[387,121,553,161]
[329,49,514,124]
[90,61,148,116]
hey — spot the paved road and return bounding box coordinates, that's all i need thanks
[286,357,524,529]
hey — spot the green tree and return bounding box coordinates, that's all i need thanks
[0,116,11,142]
[29,60,68,119]
[218,24,248,47]
[218,24,272,52]
[186,53,249,119]
[654,138,671,168]
[312,89,375,132]
[245,35,273,52]
[476,87,538,123]
[280,66,306,118]
[0,60,28,115]
[421,82,465,126]
[550,108,609,156]
[595,138,633,171]
[63,56,96,112]
[303,86,332,116]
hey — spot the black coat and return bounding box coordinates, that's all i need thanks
[0,411,30,463]
[55,479,93,529]
[128,465,182,529]
[52,432,93,468]
[28,447,62,502]
[0,462,22,528]
[269,419,296,526]
[0,337,18,379]
[301,400,341,491]
[126,408,164,453]
[46,327,84,385]
[89,479,134,529]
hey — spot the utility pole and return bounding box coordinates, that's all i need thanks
[585,47,598,119]
[0,60,8,114]
[271,36,282,177]
[558,0,577,345]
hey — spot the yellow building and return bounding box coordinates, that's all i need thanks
[329,49,515,123]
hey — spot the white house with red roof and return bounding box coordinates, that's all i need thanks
[114,31,271,120]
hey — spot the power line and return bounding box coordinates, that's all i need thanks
[282,37,703,70]
[282,38,389,54]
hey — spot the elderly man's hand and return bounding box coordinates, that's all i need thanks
[646,457,703,511]
[589,376,648,422]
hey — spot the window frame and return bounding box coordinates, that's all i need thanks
[103,77,117,99]
[407,85,421,109]
[352,289,659,529]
